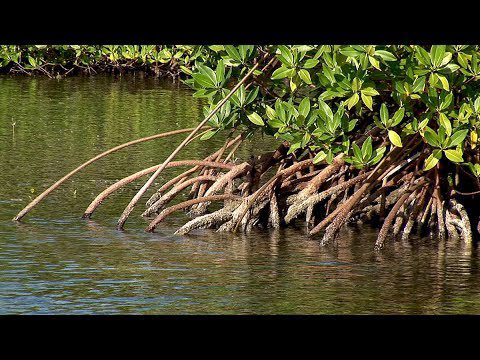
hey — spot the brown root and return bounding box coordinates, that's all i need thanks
[449,199,473,243]
[188,162,252,217]
[142,174,217,217]
[82,160,234,219]
[146,135,242,207]
[375,180,426,250]
[285,171,369,224]
[146,194,241,232]
[175,206,235,235]
[13,126,210,222]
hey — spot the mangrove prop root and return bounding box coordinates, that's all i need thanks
[188,162,252,217]
[435,167,447,241]
[287,154,345,206]
[175,207,234,235]
[142,174,217,217]
[269,190,281,229]
[146,194,241,232]
[232,159,314,232]
[192,140,228,205]
[401,186,428,241]
[375,180,427,250]
[82,160,234,219]
[146,135,243,207]
[449,199,473,243]
[53,128,474,250]
[445,210,460,240]
[13,127,209,222]
[309,146,403,237]
[285,171,369,224]
[117,62,260,230]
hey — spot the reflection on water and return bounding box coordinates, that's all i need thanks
[1,75,480,314]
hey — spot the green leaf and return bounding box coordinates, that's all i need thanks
[265,105,276,120]
[28,56,37,67]
[298,97,310,117]
[438,113,452,136]
[215,59,225,83]
[412,76,426,93]
[390,108,405,127]
[339,47,361,58]
[200,129,218,140]
[277,45,294,66]
[247,112,265,126]
[347,93,359,110]
[224,46,241,62]
[290,79,297,92]
[361,87,379,96]
[352,143,362,161]
[267,119,285,128]
[388,130,403,147]
[369,55,380,70]
[374,50,396,61]
[430,45,446,68]
[192,73,216,88]
[318,100,333,121]
[448,129,469,148]
[444,149,463,163]
[313,151,327,164]
[380,103,389,126]
[271,66,293,80]
[439,92,453,110]
[474,96,480,113]
[423,127,440,147]
[437,74,449,91]
[415,46,431,66]
[303,59,319,69]
[361,93,373,110]
[361,136,373,161]
[197,64,217,86]
[369,146,386,165]
[298,69,312,84]
[424,149,442,171]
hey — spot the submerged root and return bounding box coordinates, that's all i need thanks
[146,194,241,232]
[142,174,217,217]
[83,160,234,219]
[175,206,235,235]
[449,199,473,243]
[67,132,477,251]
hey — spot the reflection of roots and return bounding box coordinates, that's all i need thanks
[84,134,477,250]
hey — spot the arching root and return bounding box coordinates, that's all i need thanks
[69,131,477,251]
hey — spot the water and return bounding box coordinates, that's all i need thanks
[1,75,480,314]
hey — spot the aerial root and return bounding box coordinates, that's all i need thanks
[72,136,476,250]
[375,180,427,250]
[449,199,473,243]
[187,162,252,217]
[175,206,235,235]
[14,126,210,222]
[82,160,234,219]
[401,186,428,241]
[142,174,218,217]
[285,171,369,224]
[268,190,281,229]
[145,194,241,232]
[146,135,242,208]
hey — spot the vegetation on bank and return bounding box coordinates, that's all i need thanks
[0,45,196,78]
[13,45,480,249]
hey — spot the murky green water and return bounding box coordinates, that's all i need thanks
[1,74,480,314]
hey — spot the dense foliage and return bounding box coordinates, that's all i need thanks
[0,45,197,77]
[186,45,480,177]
